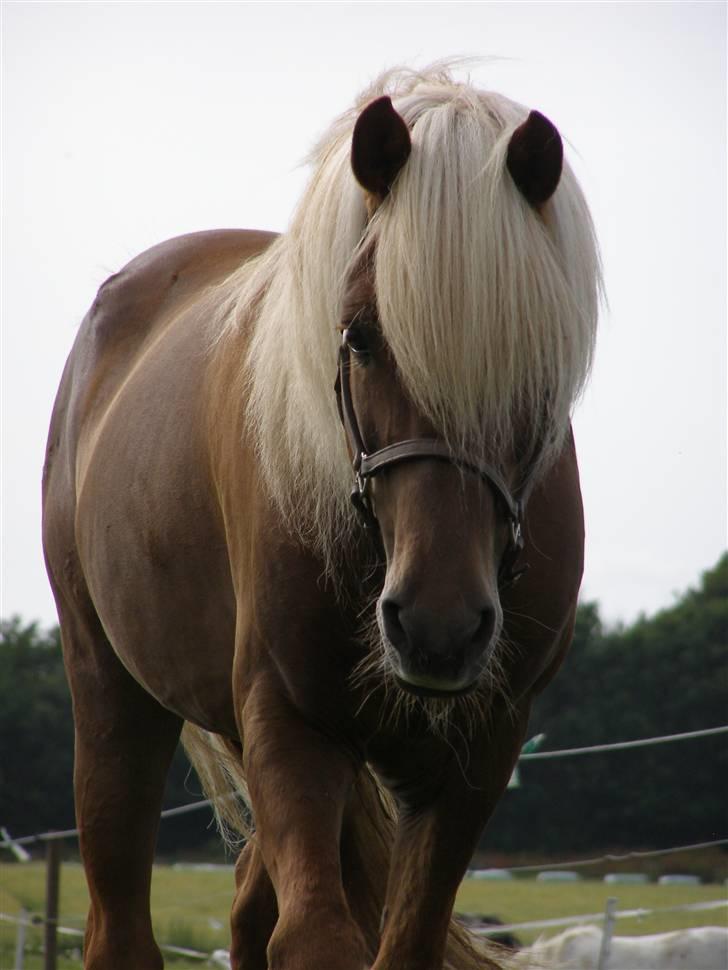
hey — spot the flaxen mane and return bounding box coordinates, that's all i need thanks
[216,66,601,564]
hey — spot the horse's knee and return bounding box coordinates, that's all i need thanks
[266,902,367,970]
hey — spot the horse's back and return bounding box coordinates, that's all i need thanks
[43,228,275,731]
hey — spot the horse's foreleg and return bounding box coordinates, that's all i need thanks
[59,603,182,970]
[242,679,368,970]
[230,841,277,970]
[373,704,529,970]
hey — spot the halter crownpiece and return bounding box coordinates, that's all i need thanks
[334,331,527,588]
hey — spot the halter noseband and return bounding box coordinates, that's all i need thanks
[334,331,527,588]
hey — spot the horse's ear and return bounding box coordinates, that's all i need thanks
[506,110,563,208]
[351,96,411,201]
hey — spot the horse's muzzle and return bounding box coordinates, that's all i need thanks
[378,596,498,695]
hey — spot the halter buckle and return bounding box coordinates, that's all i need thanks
[510,511,524,554]
[351,476,376,529]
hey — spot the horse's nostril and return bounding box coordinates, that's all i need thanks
[381,598,496,658]
[471,607,496,648]
[380,597,406,648]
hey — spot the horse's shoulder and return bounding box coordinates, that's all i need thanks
[87,228,277,350]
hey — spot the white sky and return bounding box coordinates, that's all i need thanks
[2,1,726,629]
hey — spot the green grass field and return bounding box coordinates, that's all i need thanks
[1,861,726,968]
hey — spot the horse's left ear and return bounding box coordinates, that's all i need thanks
[351,96,411,201]
[506,110,563,208]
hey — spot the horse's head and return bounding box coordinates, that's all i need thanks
[337,299,518,697]
[340,96,564,697]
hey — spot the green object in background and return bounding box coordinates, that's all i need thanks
[508,733,547,788]
[521,733,547,755]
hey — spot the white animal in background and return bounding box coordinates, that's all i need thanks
[516,924,728,969]
[209,950,232,969]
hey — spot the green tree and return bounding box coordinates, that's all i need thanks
[486,554,728,853]
[0,618,75,836]
[0,617,216,855]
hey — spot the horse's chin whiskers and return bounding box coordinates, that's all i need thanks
[349,609,515,742]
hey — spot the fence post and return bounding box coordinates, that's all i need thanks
[14,907,28,969]
[44,838,61,970]
[597,895,618,970]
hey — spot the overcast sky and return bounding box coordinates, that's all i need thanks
[2,1,726,630]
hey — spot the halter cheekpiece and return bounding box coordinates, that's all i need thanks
[334,329,527,588]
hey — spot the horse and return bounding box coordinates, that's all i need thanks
[42,66,600,970]
[516,925,728,969]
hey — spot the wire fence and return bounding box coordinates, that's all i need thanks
[3,723,726,852]
[502,838,728,874]
[518,724,728,760]
[472,898,728,937]
[3,897,727,967]
[2,722,727,968]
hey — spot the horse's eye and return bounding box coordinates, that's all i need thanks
[343,325,370,358]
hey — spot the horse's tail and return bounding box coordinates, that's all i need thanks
[181,723,512,970]
[180,723,253,846]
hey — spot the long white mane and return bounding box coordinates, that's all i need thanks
[219,66,601,563]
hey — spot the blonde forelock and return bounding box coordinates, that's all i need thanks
[216,65,601,569]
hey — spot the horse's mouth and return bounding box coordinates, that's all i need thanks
[394,674,478,698]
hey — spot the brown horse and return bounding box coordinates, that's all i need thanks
[42,68,600,970]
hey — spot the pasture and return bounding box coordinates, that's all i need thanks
[1,862,725,968]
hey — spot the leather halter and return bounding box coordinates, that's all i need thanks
[334,330,527,587]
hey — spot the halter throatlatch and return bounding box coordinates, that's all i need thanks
[334,332,527,588]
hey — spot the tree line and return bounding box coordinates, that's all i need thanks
[1,554,726,859]
[485,553,727,856]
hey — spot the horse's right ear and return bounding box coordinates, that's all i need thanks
[351,96,411,202]
[506,110,563,208]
